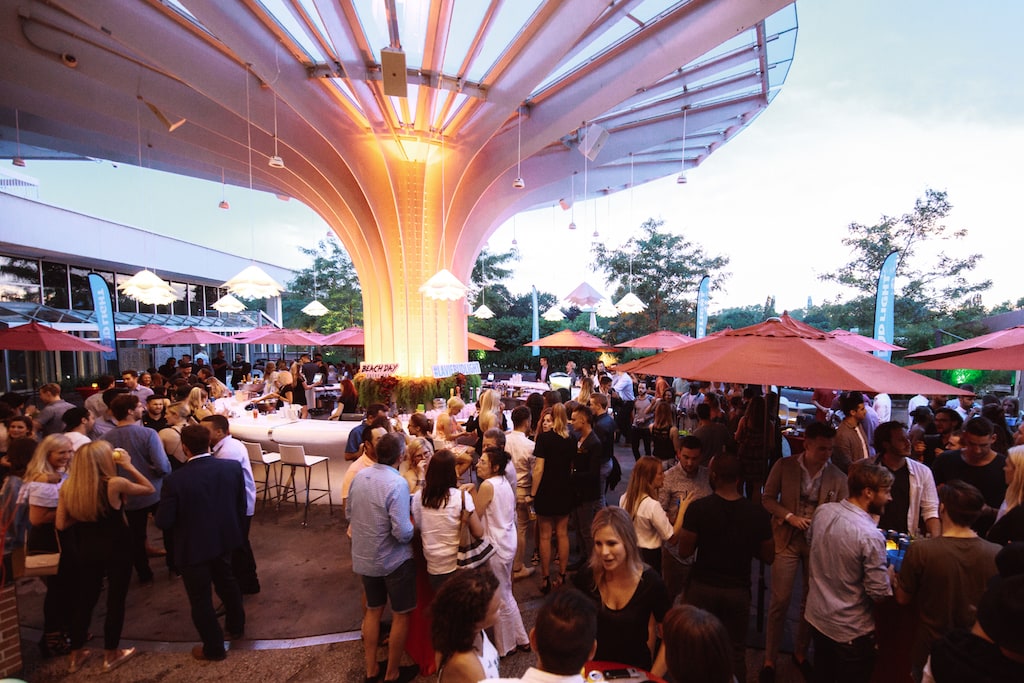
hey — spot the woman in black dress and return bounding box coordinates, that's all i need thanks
[530,404,575,593]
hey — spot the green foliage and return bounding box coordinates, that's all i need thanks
[591,218,730,341]
[282,239,363,332]
[355,373,482,411]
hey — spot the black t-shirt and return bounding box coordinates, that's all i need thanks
[571,431,604,502]
[932,450,1007,507]
[878,460,912,533]
[593,412,616,463]
[684,493,772,588]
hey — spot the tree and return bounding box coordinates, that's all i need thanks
[469,247,519,318]
[282,239,363,332]
[591,218,730,341]
[820,189,990,317]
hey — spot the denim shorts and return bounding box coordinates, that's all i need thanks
[361,558,417,613]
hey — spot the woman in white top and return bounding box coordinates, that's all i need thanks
[471,446,530,656]
[620,456,685,575]
[430,566,501,683]
[411,449,484,589]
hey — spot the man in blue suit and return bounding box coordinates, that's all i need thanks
[156,424,246,661]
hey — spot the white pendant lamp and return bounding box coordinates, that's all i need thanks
[118,269,180,306]
[301,300,329,316]
[542,305,565,322]
[596,300,619,317]
[512,106,525,189]
[615,292,647,314]
[212,293,246,313]
[676,109,688,184]
[422,132,468,301]
[473,304,495,319]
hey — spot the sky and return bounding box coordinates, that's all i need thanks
[9,1,1024,315]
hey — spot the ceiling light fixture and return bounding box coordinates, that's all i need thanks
[676,108,688,184]
[301,300,329,316]
[218,167,229,209]
[568,172,577,230]
[211,293,246,313]
[421,130,468,300]
[224,65,284,300]
[268,93,285,169]
[512,105,525,189]
[12,108,25,167]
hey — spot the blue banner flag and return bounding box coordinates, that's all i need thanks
[531,286,540,356]
[695,276,710,338]
[873,251,899,362]
[87,273,118,363]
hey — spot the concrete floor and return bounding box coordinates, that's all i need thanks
[13,440,809,682]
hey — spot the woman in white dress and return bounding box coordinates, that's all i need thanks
[430,566,501,683]
[470,446,530,656]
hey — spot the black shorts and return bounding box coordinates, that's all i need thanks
[361,558,417,613]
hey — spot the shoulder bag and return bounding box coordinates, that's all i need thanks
[456,489,495,570]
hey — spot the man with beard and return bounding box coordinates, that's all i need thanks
[805,461,895,683]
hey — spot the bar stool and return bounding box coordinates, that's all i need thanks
[277,444,332,527]
[243,441,281,506]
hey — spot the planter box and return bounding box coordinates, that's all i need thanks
[0,583,22,677]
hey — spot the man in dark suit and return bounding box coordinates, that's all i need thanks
[156,424,246,661]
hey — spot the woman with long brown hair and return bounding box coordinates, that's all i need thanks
[58,441,155,673]
[530,404,575,593]
[620,456,685,574]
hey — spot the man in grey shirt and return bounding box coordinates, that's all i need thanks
[33,383,74,436]
[805,461,895,683]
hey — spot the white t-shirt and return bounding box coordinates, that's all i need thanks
[66,431,91,453]
[479,476,517,561]
[412,487,474,575]
[620,493,673,550]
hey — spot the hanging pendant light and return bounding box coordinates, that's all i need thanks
[212,293,246,313]
[224,65,284,299]
[512,105,525,189]
[268,93,285,169]
[422,131,468,300]
[615,292,647,313]
[676,108,688,184]
[542,305,565,322]
[11,108,25,167]
[568,172,577,230]
[218,168,230,209]
[596,299,619,317]
[301,300,329,316]
[511,215,518,247]
[473,304,495,319]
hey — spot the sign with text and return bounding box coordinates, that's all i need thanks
[360,362,399,378]
[432,362,481,379]
[87,273,118,363]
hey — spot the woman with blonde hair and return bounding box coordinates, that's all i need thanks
[477,389,503,435]
[531,404,575,593]
[19,434,74,657]
[572,506,670,674]
[403,436,433,494]
[186,387,213,422]
[988,445,1024,545]
[158,402,191,471]
[58,441,154,673]
[577,380,593,409]
[434,396,466,444]
[620,456,685,574]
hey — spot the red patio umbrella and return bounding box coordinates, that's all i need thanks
[617,314,968,395]
[829,329,905,353]
[617,330,695,350]
[908,343,1024,371]
[468,332,499,351]
[321,327,364,346]
[232,325,280,342]
[142,326,234,345]
[240,328,322,346]
[906,324,1024,360]
[0,321,113,352]
[117,323,173,341]
[524,329,617,352]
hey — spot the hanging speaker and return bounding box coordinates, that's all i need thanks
[381,47,407,98]
[579,124,609,161]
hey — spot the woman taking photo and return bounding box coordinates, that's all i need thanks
[471,446,530,657]
[19,434,74,657]
[58,441,155,673]
[531,405,575,593]
[412,449,484,589]
[430,566,501,683]
[620,456,685,574]
[573,506,670,674]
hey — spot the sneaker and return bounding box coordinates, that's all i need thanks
[512,566,535,580]
[758,665,776,683]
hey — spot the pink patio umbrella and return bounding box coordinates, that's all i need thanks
[321,327,365,346]
[142,326,234,345]
[908,343,1024,371]
[240,328,322,346]
[232,325,280,342]
[617,330,695,350]
[906,324,1024,361]
[0,321,113,352]
[117,323,173,341]
[829,329,905,353]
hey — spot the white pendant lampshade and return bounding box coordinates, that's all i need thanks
[118,269,181,305]
[542,305,565,322]
[301,299,330,316]
[615,292,647,313]
[211,293,246,313]
[595,300,619,317]
[473,304,495,319]
[223,265,284,299]
[419,269,468,301]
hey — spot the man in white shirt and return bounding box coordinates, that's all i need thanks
[202,415,260,594]
[873,392,891,422]
[506,407,536,579]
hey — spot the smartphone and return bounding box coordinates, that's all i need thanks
[602,669,640,680]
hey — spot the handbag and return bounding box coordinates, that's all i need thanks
[456,490,495,570]
[13,524,62,578]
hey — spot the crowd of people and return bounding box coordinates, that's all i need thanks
[2,360,1024,683]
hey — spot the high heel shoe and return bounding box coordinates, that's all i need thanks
[540,576,551,595]
[102,647,137,673]
[68,649,92,673]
